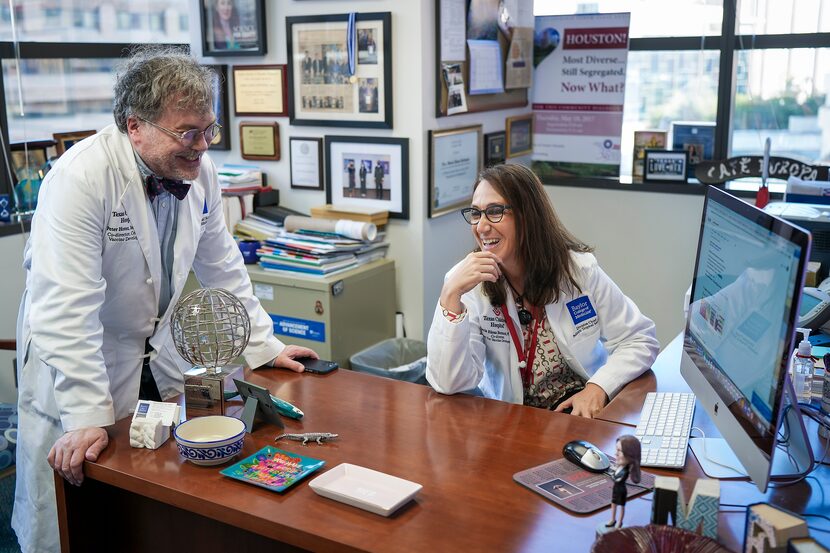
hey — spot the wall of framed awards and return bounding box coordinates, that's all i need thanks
[194,0,535,342]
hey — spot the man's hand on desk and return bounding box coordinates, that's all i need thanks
[47,427,109,487]
[268,345,319,372]
[554,383,608,418]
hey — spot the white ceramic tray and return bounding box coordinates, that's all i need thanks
[308,463,422,516]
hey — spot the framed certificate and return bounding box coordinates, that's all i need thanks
[290,137,324,190]
[239,121,280,161]
[233,65,288,117]
[428,125,483,218]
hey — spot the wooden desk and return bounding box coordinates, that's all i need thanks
[56,361,829,553]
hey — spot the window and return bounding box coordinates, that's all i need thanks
[534,1,830,193]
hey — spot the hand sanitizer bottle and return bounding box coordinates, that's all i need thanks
[792,328,814,403]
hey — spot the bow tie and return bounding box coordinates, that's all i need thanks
[145,174,191,201]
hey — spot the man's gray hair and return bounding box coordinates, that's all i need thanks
[113,45,216,132]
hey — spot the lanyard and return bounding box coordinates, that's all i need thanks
[501,304,542,386]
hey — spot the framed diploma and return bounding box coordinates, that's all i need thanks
[286,12,393,128]
[324,135,409,219]
[428,125,482,218]
[290,137,324,190]
[233,65,288,117]
[239,121,280,161]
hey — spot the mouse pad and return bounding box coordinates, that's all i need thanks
[513,456,655,514]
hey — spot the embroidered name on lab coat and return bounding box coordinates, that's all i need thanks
[480,309,511,344]
[200,199,209,226]
[106,210,137,242]
[567,296,598,338]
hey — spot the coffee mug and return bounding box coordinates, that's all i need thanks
[238,240,261,264]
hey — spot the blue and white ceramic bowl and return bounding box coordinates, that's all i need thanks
[173,415,245,466]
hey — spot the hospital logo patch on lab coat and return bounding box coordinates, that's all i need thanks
[567,296,598,338]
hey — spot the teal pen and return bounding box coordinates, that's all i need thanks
[222,390,304,419]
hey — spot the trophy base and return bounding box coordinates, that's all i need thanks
[184,365,244,417]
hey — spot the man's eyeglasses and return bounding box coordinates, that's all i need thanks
[137,116,222,147]
[460,205,512,224]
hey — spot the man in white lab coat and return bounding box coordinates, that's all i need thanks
[12,46,317,553]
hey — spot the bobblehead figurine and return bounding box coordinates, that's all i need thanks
[606,434,642,528]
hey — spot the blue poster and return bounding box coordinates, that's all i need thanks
[270,314,325,342]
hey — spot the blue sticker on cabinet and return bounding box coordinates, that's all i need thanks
[270,314,325,342]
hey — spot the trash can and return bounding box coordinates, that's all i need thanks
[349,338,428,384]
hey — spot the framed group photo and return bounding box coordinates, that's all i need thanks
[429,125,483,218]
[324,135,409,219]
[506,114,533,158]
[200,0,267,57]
[286,12,393,128]
[233,65,288,117]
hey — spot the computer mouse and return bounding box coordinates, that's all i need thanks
[562,440,611,473]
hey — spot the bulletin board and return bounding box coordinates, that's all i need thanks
[435,0,533,118]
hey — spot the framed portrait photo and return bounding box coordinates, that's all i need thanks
[200,0,267,57]
[204,64,230,150]
[643,149,688,183]
[506,114,533,158]
[325,135,409,219]
[287,12,392,128]
[484,131,506,167]
[52,130,96,156]
[233,64,288,117]
[429,125,483,219]
[239,121,280,161]
[290,137,324,190]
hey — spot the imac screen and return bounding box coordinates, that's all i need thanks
[685,190,806,456]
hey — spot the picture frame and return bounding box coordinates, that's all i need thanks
[671,121,715,179]
[631,130,667,181]
[10,140,55,212]
[643,149,689,183]
[484,131,506,167]
[205,64,230,150]
[239,121,280,161]
[429,125,483,219]
[52,130,96,156]
[199,0,267,57]
[233,65,288,117]
[286,12,393,129]
[506,114,533,158]
[290,137,324,190]
[325,135,409,219]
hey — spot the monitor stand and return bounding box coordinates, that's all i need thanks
[689,378,815,481]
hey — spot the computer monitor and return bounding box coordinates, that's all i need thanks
[680,186,815,492]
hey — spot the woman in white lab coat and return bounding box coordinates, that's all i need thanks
[426,164,659,417]
[13,50,314,553]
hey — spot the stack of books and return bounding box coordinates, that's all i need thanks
[218,164,264,194]
[258,228,390,277]
[233,205,304,242]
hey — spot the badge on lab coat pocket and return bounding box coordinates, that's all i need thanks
[106,209,137,243]
[567,296,598,338]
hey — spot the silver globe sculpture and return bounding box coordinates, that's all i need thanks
[171,288,251,374]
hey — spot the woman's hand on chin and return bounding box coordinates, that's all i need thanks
[440,251,502,313]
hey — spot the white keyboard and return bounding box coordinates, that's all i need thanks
[634,392,695,469]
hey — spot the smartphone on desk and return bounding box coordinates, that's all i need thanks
[298,358,339,375]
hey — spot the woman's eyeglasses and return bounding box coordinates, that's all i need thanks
[138,116,222,147]
[460,205,512,224]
